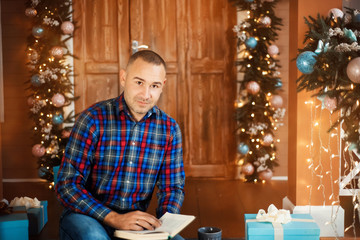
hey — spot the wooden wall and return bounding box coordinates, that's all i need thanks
[1,0,37,180]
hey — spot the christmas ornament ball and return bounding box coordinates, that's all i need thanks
[245,37,258,49]
[246,81,260,95]
[237,143,249,155]
[50,46,64,59]
[25,8,37,17]
[347,57,360,83]
[259,16,272,27]
[296,51,317,74]
[241,163,255,176]
[61,21,75,35]
[38,167,48,178]
[328,8,344,19]
[31,74,41,87]
[53,113,64,125]
[270,95,283,108]
[259,169,273,181]
[244,0,254,2]
[32,26,45,38]
[262,133,274,146]
[32,144,45,157]
[324,96,337,111]
[52,93,66,107]
[268,44,279,56]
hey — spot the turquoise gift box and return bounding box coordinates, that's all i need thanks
[245,213,320,240]
[12,200,48,235]
[0,206,29,240]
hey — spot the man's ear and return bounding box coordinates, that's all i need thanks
[163,78,167,85]
[120,69,126,87]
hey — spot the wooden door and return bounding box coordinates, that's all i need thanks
[73,0,236,177]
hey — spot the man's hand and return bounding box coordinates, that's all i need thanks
[103,210,162,231]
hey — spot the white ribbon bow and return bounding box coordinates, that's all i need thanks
[256,204,292,224]
[9,196,41,210]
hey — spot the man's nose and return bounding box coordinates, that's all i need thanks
[141,86,151,99]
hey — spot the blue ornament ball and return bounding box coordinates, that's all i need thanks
[354,13,360,23]
[245,37,258,49]
[275,79,283,88]
[296,51,317,74]
[32,26,45,38]
[31,74,41,87]
[237,143,249,155]
[38,167,48,178]
[53,113,64,125]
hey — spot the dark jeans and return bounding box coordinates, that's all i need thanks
[59,209,185,240]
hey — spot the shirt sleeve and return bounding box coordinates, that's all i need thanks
[55,111,111,222]
[156,122,185,218]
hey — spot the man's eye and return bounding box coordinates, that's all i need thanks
[136,81,143,85]
[151,85,159,88]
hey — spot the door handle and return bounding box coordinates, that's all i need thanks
[132,40,149,54]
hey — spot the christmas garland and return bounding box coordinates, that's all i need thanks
[25,0,76,185]
[296,8,360,153]
[231,0,285,182]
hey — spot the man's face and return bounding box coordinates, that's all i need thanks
[120,58,166,121]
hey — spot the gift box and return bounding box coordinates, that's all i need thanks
[0,206,29,240]
[12,200,48,235]
[245,213,320,240]
[53,165,60,185]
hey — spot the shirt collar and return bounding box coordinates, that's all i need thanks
[117,93,158,121]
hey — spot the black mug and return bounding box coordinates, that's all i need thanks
[198,226,222,240]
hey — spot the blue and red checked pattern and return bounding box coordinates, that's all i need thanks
[55,94,185,222]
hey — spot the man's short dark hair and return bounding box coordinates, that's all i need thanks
[127,50,166,71]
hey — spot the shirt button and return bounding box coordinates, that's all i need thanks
[126,180,130,183]
[122,198,125,201]
[129,161,133,164]
[131,141,135,146]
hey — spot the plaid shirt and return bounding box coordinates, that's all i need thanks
[55,94,185,222]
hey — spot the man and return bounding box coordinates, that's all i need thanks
[55,50,185,240]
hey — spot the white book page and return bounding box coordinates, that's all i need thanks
[156,212,195,236]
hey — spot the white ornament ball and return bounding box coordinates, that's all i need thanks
[50,46,64,59]
[52,93,66,107]
[328,8,344,19]
[27,97,35,106]
[270,95,283,108]
[259,169,273,181]
[262,133,274,146]
[61,21,75,35]
[260,16,271,27]
[246,81,260,95]
[268,44,279,57]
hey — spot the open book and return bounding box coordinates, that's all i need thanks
[114,212,195,240]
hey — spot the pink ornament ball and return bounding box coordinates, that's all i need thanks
[246,81,260,95]
[25,8,37,17]
[324,96,337,111]
[52,93,66,107]
[50,46,64,59]
[242,163,255,176]
[270,95,283,108]
[268,44,279,57]
[259,169,273,181]
[260,16,271,27]
[32,144,46,157]
[328,8,344,19]
[27,97,35,106]
[61,21,75,35]
[347,57,360,83]
[262,133,274,146]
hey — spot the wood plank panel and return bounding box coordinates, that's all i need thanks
[86,74,119,107]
